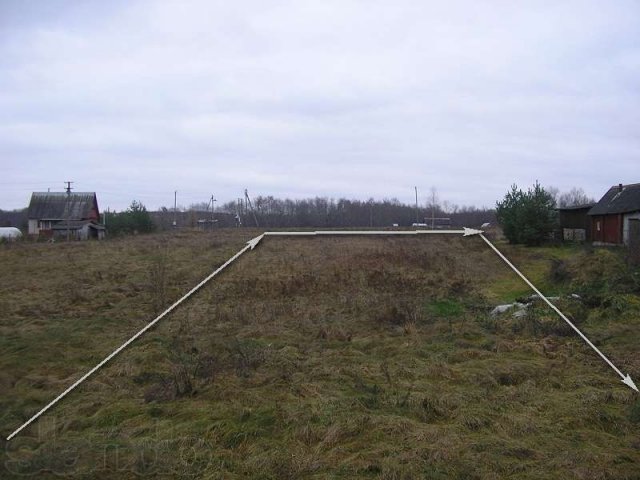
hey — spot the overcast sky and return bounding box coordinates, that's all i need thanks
[1,0,638,211]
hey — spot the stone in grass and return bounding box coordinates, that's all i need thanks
[491,302,527,316]
[512,309,528,319]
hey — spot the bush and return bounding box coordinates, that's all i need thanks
[496,182,557,246]
[107,200,156,236]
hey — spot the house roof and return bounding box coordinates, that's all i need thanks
[28,192,99,220]
[588,183,640,216]
[556,203,595,212]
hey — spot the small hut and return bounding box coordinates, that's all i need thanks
[588,183,640,245]
[27,192,105,240]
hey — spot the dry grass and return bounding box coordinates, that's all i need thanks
[0,230,639,479]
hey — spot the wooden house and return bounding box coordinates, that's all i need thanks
[588,183,640,245]
[557,204,594,242]
[27,192,105,240]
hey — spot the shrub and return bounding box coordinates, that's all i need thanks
[496,182,557,246]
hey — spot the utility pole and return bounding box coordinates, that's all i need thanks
[245,189,259,227]
[235,198,242,227]
[414,186,419,224]
[210,195,216,229]
[173,191,177,227]
[65,181,73,241]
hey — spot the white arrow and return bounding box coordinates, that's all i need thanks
[6,235,264,441]
[247,234,264,249]
[478,233,638,393]
[463,227,484,236]
[260,227,483,238]
[4,228,481,440]
[9,226,635,441]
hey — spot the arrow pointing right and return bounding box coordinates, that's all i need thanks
[6,236,262,441]
[623,374,639,392]
[247,234,264,250]
[261,228,483,238]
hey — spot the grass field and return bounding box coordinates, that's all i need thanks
[1,229,639,479]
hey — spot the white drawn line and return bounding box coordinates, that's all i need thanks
[6,235,263,441]
[7,227,635,441]
[478,233,637,392]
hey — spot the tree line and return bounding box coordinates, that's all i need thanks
[215,196,495,229]
[0,185,596,241]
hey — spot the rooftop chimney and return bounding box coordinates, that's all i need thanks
[619,183,624,192]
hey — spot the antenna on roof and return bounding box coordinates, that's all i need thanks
[65,181,74,195]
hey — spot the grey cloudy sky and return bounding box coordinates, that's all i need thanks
[1,0,638,211]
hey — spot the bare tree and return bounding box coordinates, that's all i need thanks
[441,200,458,215]
[158,194,495,229]
[558,187,595,208]
[189,201,210,211]
[546,186,560,204]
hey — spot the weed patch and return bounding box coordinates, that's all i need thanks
[1,232,639,478]
[424,299,465,318]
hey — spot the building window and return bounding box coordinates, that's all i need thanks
[596,221,601,232]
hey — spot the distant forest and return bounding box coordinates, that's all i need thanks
[161,196,496,229]
[0,208,27,229]
[1,196,496,232]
